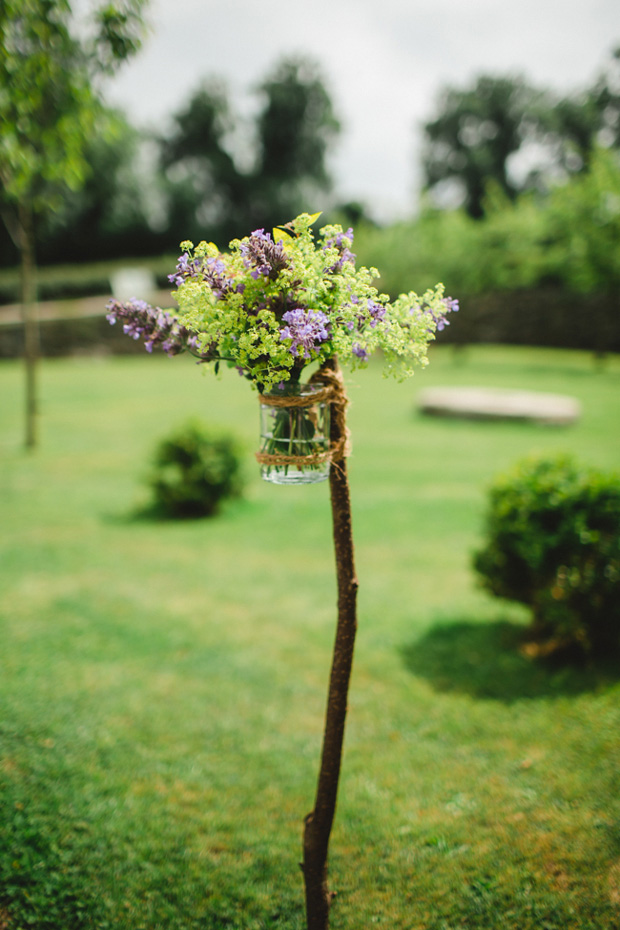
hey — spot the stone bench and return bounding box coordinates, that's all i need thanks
[418,387,581,426]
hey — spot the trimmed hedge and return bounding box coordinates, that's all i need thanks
[473,455,620,654]
[146,420,244,519]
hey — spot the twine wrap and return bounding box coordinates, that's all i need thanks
[255,365,351,468]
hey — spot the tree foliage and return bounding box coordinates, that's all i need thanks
[38,108,164,264]
[252,57,340,227]
[544,146,620,296]
[422,74,545,218]
[0,0,146,224]
[422,47,620,218]
[160,56,340,246]
[355,147,620,302]
[160,79,249,246]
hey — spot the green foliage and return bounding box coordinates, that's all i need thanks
[473,455,620,653]
[355,149,620,304]
[147,419,244,518]
[0,0,95,211]
[421,48,620,219]
[160,56,340,246]
[353,195,550,298]
[0,0,146,217]
[422,74,544,217]
[37,107,166,264]
[544,146,620,294]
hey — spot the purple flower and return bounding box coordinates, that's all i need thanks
[352,343,369,361]
[240,230,290,280]
[105,298,214,360]
[410,294,459,332]
[366,298,386,327]
[168,253,200,287]
[279,308,330,359]
[168,251,236,299]
[433,296,459,330]
[323,227,356,272]
[351,297,386,333]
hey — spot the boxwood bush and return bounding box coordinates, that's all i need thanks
[473,455,620,654]
[147,420,244,519]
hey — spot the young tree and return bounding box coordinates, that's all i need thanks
[0,0,147,448]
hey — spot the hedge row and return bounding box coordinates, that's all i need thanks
[442,288,619,355]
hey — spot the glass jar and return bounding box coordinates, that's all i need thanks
[258,382,331,485]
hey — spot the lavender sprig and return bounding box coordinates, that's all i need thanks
[106,298,215,359]
[168,253,240,300]
[323,226,356,273]
[240,229,291,280]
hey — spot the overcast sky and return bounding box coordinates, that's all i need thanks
[104,0,620,222]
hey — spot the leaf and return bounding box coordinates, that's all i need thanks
[273,226,294,242]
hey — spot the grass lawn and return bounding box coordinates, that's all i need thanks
[1,344,619,929]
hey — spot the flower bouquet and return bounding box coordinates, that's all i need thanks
[107,211,457,482]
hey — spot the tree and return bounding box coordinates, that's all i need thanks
[0,0,147,447]
[252,57,341,228]
[421,48,620,219]
[160,56,341,246]
[160,79,250,247]
[544,147,620,294]
[421,74,550,218]
[588,46,620,150]
[528,49,620,184]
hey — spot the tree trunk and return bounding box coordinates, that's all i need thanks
[302,357,358,930]
[18,201,39,449]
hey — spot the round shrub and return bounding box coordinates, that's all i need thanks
[473,455,620,654]
[147,420,244,519]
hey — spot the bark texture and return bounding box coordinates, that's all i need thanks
[302,357,358,930]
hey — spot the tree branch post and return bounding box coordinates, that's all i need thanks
[302,357,359,930]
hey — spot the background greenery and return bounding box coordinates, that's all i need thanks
[1,346,619,929]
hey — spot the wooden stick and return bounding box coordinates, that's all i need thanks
[301,357,359,930]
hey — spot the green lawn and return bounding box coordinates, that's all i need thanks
[1,345,619,929]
